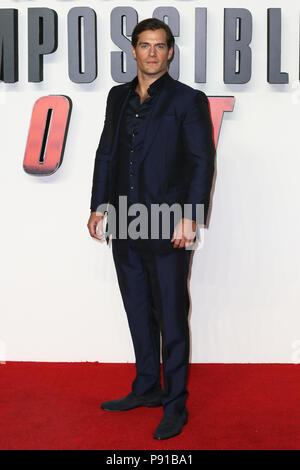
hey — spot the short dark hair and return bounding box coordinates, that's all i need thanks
[131,18,175,50]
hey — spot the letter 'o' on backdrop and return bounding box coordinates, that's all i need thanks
[23,95,72,175]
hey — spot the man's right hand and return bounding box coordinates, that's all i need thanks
[87,212,106,242]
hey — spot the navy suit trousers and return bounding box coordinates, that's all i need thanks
[112,238,192,415]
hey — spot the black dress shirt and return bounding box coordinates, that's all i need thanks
[115,71,169,200]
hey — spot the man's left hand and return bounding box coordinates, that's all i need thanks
[171,218,197,249]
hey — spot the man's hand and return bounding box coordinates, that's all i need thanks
[87,211,106,242]
[171,218,196,249]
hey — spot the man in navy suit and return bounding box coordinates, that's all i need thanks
[87,18,215,440]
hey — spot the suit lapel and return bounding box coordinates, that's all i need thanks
[111,72,176,164]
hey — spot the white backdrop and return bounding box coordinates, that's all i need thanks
[1,0,300,363]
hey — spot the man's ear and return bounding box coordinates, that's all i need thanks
[132,46,137,60]
[168,46,174,62]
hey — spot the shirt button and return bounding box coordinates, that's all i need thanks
[130,186,134,190]
[130,160,133,164]
[135,114,139,118]
[130,150,134,153]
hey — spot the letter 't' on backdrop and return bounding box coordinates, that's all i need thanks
[208,97,235,148]
[23,95,72,175]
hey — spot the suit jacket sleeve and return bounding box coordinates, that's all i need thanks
[182,90,215,225]
[90,88,114,213]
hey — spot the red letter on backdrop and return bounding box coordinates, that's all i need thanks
[208,96,235,148]
[23,95,72,175]
[23,95,233,176]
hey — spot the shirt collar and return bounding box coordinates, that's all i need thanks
[131,71,169,97]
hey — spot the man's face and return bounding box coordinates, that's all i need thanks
[132,29,173,76]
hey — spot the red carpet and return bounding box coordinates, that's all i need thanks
[0,362,300,450]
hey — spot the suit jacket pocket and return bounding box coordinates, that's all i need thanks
[165,187,187,205]
[166,184,188,194]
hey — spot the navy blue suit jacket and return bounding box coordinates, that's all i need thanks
[90,72,215,252]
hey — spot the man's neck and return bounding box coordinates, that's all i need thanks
[135,69,167,100]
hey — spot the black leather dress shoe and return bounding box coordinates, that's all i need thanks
[153,408,188,440]
[101,391,163,411]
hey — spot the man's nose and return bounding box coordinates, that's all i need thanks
[149,46,157,56]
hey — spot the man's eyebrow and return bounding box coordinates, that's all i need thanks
[139,41,167,45]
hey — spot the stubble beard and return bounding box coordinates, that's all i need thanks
[138,61,168,77]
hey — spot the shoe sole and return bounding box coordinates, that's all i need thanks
[153,414,188,440]
[101,402,162,411]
